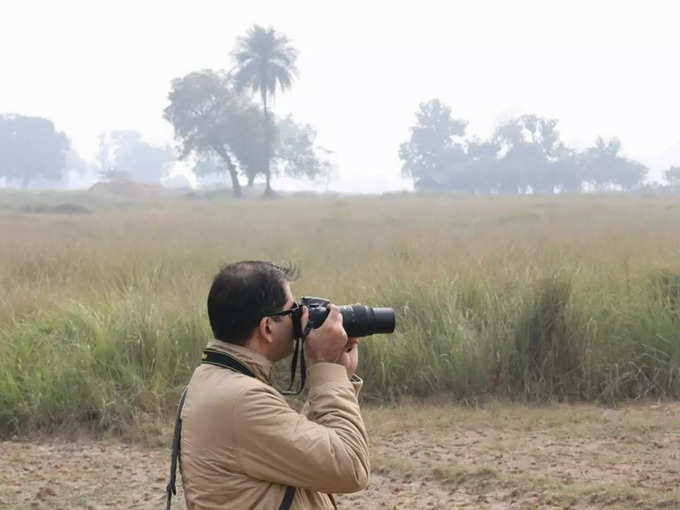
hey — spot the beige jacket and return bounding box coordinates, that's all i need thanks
[179,340,370,509]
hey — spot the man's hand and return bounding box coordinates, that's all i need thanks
[338,337,359,378]
[303,304,350,368]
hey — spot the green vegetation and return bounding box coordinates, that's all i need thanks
[2,192,680,436]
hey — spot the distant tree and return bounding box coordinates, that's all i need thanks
[96,130,174,184]
[490,115,567,193]
[399,103,650,195]
[579,137,647,190]
[458,137,500,192]
[191,153,226,185]
[665,166,680,186]
[274,115,332,181]
[191,151,259,188]
[164,70,264,197]
[190,114,330,189]
[228,111,268,188]
[0,114,69,188]
[232,24,299,196]
[399,99,468,190]
[552,148,582,193]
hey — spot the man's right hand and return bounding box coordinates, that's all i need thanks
[303,304,349,366]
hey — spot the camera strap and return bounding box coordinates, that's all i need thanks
[166,350,297,510]
[166,387,187,510]
[281,321,314,395]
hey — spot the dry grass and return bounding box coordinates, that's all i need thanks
[2,191,680,435]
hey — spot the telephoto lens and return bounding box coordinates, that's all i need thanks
[339,305,395,338]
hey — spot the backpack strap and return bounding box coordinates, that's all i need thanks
[166,350,297,510]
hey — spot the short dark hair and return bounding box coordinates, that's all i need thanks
[207,261,298,345]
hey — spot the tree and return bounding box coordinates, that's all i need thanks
[579,137,647,190]
[191,149,263,189]
[232,24,299,196]
[666,166,680,187]
[399,101,651,195]
[191,114,331,189]
[164,70,264,197]
[96,130,174,184]
[274,115,331,181]
[0,114,69,188]
[398,99,468,191]
[191,152,227,186]
[491,115,567,193]
[228,110,269,188]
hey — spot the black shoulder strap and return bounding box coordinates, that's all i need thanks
[279,485,295,510]
[201,348,257,378]
[166,387,187,510]
[279,485,296,510]
[166,350,297,510]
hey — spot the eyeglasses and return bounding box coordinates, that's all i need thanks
[265,301,300,318]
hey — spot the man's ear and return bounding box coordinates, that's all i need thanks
[258,316,274,343]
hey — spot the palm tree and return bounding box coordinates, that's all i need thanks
[232,25,298,196]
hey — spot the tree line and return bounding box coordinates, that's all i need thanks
[1,27,679,194]
[0,25,329,196]
[399,99,678,193]
[0,117,181,189]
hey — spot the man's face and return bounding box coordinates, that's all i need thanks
[268,283,297,362]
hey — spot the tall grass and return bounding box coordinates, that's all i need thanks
[2,190,680,435]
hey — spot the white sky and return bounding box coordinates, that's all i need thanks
[2,0,679,191]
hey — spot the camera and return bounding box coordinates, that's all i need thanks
[293,296,395,338]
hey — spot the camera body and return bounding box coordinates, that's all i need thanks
[292,296,395,339]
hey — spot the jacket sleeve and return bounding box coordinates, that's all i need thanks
[234,362,370,494]
[301,373,363,417]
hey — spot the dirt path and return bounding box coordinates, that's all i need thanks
[2,402,679,509]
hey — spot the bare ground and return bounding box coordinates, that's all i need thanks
[2,402,679,509]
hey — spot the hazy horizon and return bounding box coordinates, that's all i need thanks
[2,0,679,191]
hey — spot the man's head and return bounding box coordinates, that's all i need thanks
[207,261,299,360]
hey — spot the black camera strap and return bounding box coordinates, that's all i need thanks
[166,349,296,510]
[166,387,187,510]
[201,348,256,378]
[281,321,314,395]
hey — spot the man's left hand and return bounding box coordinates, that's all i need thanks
[338,337,359,378]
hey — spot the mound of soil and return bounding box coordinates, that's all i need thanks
[88,180,172,198]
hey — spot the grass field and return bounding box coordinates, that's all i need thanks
[2,189,680,436]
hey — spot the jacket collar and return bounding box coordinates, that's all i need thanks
[205,339,274,384]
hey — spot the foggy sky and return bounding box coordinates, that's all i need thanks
[2,0,679,191]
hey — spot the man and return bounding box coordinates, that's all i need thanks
[179,261,370,509]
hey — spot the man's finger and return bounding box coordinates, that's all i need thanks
[301,305,309,329]
[327,304,342,323]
